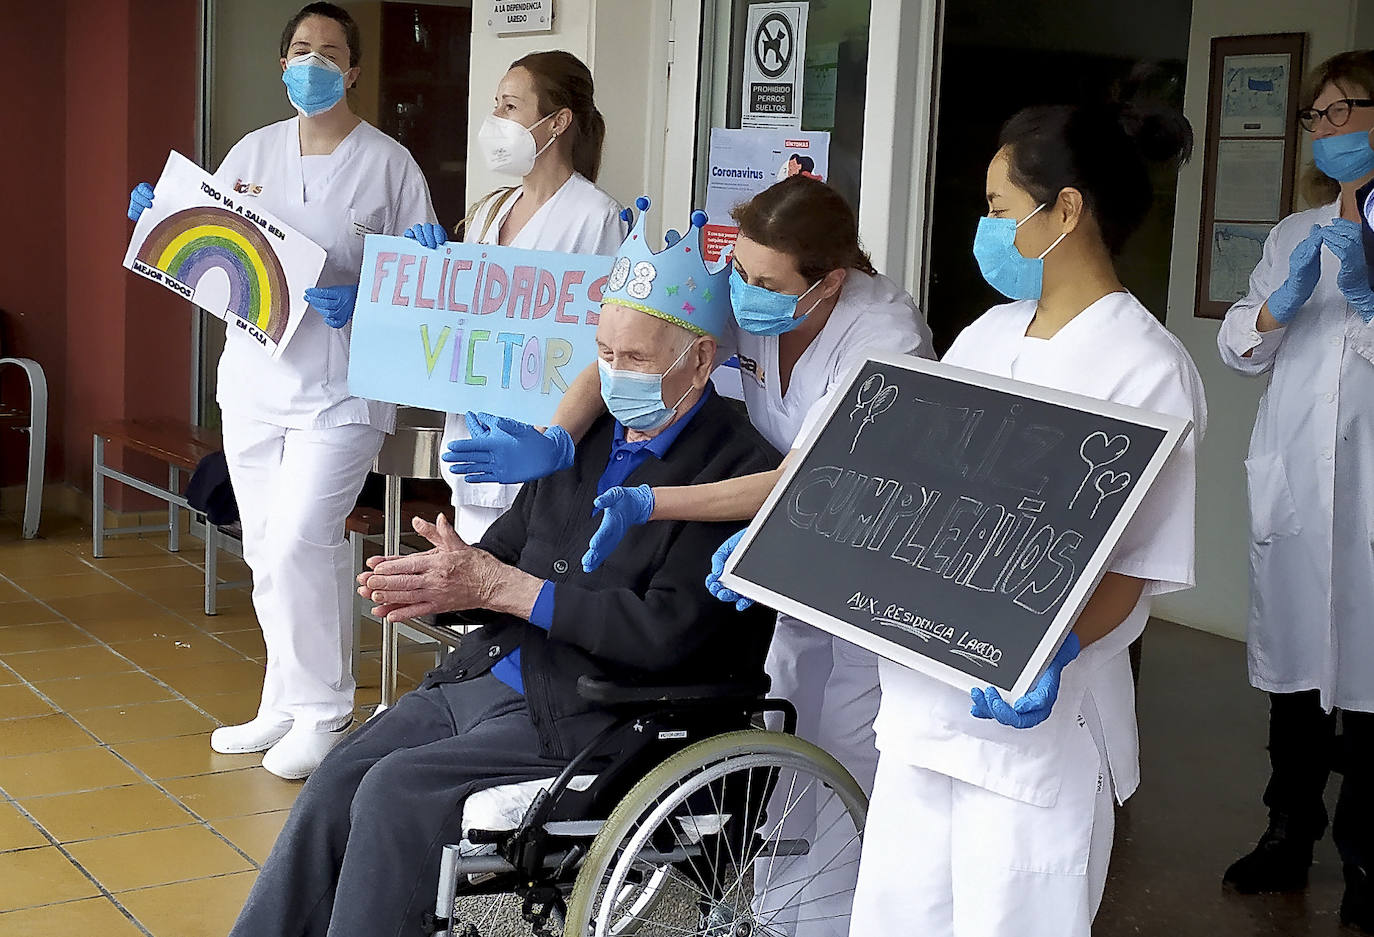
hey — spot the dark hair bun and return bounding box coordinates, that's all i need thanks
[1111,64,1194,165]
[1116,101,1194,165]
[998,71,1193,255]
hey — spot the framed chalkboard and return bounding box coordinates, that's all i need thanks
[720,354,1193,699]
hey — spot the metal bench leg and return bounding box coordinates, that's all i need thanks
[204,522,218,616]
[380,614,398,709]
[20,364,45,540]
[167,465,181,553]
[379,475,403,709]
[92,435,106,558]
[350,530,365,681]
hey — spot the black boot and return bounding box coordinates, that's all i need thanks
[1342,865,1374,932]
[1223,815,1318,894]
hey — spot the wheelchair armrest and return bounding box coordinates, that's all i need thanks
[575,674,771,707]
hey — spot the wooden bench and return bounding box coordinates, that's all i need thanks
[92,419,247,615]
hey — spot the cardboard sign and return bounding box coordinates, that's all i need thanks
[721,355,1192,699]
[347,235,611,424]
[122,151,326,358]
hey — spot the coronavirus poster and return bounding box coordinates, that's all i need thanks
[122,151,326,358]
[703,128,830,262]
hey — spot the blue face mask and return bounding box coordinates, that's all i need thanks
[1313,130,1374,183]
[598,342,695,432]
[728,267,823,336]
[282,52,347,117]
[972,204,1068,301]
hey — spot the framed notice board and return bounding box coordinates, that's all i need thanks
[1195,32,1306,320]
[720,355,1193,699]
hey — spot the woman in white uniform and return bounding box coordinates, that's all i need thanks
[445,177,934,934]
[402,50,625,543]
[127,3,436,779]
[794,101,1202,937]
[1219,50,1374,930]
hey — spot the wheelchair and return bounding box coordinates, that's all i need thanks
[427,674,869,937]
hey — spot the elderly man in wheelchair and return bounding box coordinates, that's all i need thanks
[228,204,868,937]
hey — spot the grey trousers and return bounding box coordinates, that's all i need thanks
[229,675,571,937]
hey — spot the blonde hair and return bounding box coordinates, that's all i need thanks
[1300,50,1374,205]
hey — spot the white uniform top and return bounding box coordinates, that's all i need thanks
[442,172,625,511]
[870,293,1206,808]
[722,270,935,453]
[213,117,436,432]
[1218,201,1374,711]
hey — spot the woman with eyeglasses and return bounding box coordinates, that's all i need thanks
[1218,50,1374,930]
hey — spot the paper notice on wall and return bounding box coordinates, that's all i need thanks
[741,2,809,129]
[802,41,839,131]
[1214,138,1285,223]
[1220,53,1291,137]
[703,127,831,262]
[1209,222,1271,303]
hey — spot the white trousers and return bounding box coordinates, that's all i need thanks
[849,723,1114,937]
[221,415,384,731]
[755,615,882,937]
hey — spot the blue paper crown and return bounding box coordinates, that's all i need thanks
[602,197,732,339]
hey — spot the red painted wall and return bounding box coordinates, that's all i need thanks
[0,5,69,483]
[0,2,197,506]
[65,0,198,505]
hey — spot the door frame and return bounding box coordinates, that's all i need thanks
[660,0,943,304]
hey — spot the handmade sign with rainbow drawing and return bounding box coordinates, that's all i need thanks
[122,151,326,358]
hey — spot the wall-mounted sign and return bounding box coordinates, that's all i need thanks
[485,0,553,35]
[741,2,809,130]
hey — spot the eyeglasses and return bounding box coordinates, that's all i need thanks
[1299,98,1374,132]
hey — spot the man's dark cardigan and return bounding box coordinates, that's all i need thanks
[423,390,782,759]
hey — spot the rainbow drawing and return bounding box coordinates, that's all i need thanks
[136,206,292,343]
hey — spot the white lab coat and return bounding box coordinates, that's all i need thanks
[725,271,933,937]
[1217,201,1374,712]
[214,117,437,432]
[439,172,626,542]
[211,117,437,730]
[850,292,1206,937]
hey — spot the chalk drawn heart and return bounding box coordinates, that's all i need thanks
[1090,470,1132,519]
[1095,471,1130,497]
[1070,432,1132,510]
[1080,432,1130,467]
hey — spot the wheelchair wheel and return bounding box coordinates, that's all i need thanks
[565,730,867,936]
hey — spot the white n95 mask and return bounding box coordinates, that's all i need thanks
[477,112,558,177]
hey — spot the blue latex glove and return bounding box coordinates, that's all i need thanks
[970,632,1081,729]
[305,283,360,329]
[1267,225,1325,324]
[442,412,575,483]
[582,485,655,572]
[403,222,448,250]
[128,182,155,222]
[704,529,752,611]
[1319,218,1374,322]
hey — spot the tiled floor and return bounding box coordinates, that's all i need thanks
[0,508,1365,937]
[0,511,437,937]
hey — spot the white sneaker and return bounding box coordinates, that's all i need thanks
[210,716,293,754]
[261,720,354,780]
